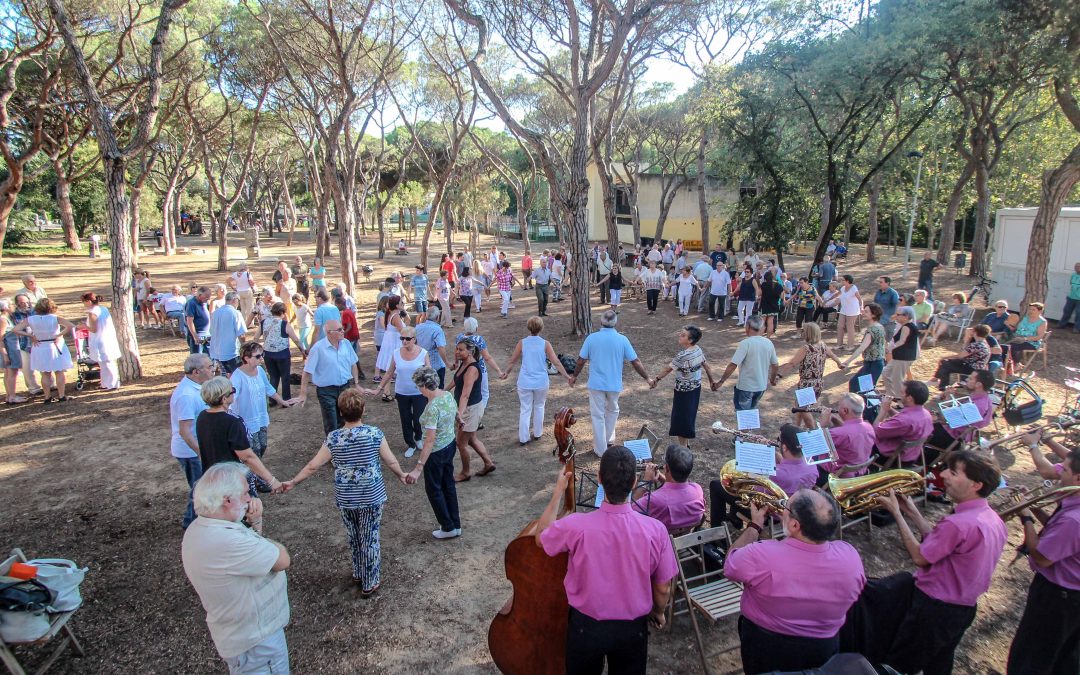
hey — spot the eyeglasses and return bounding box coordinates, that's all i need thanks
[229,388,236,395]
[250,354,264,360]
[401,336,415,341]
[996,305,1007,309]
[327,328,344,334]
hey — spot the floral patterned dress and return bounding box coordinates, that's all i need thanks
[798,342,828,394]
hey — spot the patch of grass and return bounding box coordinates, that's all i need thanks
[3,243,109,257]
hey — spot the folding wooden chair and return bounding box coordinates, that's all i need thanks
[834,456,880,539]
[670,526,743,674]
[1017,331,1051,374]
[0,549,85,675]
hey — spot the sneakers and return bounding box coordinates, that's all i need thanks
[404,447,416,458]
[433,528,462,540]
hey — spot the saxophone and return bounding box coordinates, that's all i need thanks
[719,459,789,515]
[828,470,925,516]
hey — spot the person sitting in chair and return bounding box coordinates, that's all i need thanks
[873,380,933,466]
[925,369,995,463]
[632,444,706,532]
[725,489,865,673]
[817,394,876,483]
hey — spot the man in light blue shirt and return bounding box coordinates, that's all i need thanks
[1059,261,1080,333]
[715,316,779,410]
[874,276,901,333]
[570,310,650,456]
[310,289,341,347]
[208,292,247,374]
[299,320,360,434]
[415,307,449,387]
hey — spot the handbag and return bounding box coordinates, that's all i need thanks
[26,559,87,612]
[1002,380,1043,426]
[0,577,53,612]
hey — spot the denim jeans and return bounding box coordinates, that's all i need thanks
[315,382,352,435]
[848,359,885,393]
[177,456,203,529]
[1060,297,1080,330]
[733,387,764,411]
[423,442,461,532]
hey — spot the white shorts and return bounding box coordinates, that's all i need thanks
[459,401,486,433]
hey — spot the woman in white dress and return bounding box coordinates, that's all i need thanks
[501,316,571,445]
[13,298,75,403]
[374,294,406,375]
[81,292,122,390]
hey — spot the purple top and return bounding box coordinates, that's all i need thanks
[824,418,876,476]
[1032,493,1080,591]
[774,458,819,496]
[633,481,706,531]
[915,498,1007,606]
[541,501,679,621]
[725,537,866,638]
[875,405,934,462]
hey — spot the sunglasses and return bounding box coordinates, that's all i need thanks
[249,354,264,360]
[401,336,415,341]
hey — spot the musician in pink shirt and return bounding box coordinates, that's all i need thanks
[1007,447,1080,673]
[926,370,995,459]
[631,444,706,531]
[772,424,819,495]
[877,450,1007,675]
[818,393,876,480]
[725,489,865,673]
[537,446,679,673]
[873,380,933,463]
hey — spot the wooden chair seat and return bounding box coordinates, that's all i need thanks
[0,549,85,675]
[1017,331,1051,374]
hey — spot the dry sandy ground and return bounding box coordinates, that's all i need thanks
[1,231,1076,674]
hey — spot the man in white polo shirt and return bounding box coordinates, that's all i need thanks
[170,353,213,528]
[183,462,291,674]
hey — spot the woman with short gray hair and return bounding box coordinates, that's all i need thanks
[403,366,463,539]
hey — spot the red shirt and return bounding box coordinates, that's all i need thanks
[340,309,360,341]
[440,260,457,283]
[540,501,679,620]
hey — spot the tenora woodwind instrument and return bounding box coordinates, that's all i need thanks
[827,470,926,516]
[711,422,780,447]
[994,481,1080,520]
[719,459,789,515]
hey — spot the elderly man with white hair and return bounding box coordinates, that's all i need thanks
[299,319,360,434]
[17,273,47,304]
[170,353,214,528]
[182,462,292,674]
[569,310,651,457]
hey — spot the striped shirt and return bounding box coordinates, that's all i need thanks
[326,425,387,509]
[640,269,666,291]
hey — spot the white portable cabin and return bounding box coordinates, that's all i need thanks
[991,206,1080,321]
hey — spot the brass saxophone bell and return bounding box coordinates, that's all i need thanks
[720,459,789,515]
[828,469,925,516]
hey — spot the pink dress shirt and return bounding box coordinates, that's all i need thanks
[773,459,818,496]
[915,498,1007,606]
[1032,493,1080,590]
[540,501,679,621]
[874,405,933,462]
[725,537,865,638]
[633,481,706,531]
[823,418,876,476]
[944,393,993,441]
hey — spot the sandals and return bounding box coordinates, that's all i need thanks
[358,582,380,598]
[381,394,394,403]
[43,397,58,405]
[476,464,496,477]
[454,473,471,483]
[4,397,28,405]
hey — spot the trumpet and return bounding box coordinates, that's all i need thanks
[710,422,779,447]
[719,459,789,515]
[994,481,1080,520]
[828,470,925,516]
[983,418,1077,450]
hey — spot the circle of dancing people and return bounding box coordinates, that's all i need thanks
[10,246,1070,674]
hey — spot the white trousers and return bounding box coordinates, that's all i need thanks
[518,387,549,443]
[678,290,694,315]
[224,627,289,674]
[588,389,620,456]
[500,290,511,315]
[99,359,121,390]
[738,300,755,324]
[238,289,255,320]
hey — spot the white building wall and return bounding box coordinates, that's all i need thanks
[991,206,1080,321]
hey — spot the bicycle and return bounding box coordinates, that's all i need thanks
[968,273,995,307]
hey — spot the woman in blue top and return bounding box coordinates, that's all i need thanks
[283,389,407,596]
[310,256,327,289]
[229,343,296,472]
[1006,302,1048,372]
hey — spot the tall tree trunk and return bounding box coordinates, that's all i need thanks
[161,185,174,255]
[103,158,142,380]
[325,163,357,295]
[0,180,19,267]
[53,160,81,250]
[566,113,594,336]
[376,203,386,259]
[130,188,143,264]
[968,160,991,277]
[936,158,975,264]
[282,183,297,246]
[1024,141,1080,308]
[866,174,881,262]
[443,196,454,256]
[697,130,710,253]
[216,206,230,270]
[593,146,619,252]
[517,186,532,254]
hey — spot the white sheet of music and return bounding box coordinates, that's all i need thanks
[959,401,983,425]
[797,428,832,464]
[594,484,605,508]
[735,440,776,476]
[623,438,652,462]
[795,387,817,406]
[857,375,874,393]
[736,408,761,430]
[941,404,969,429]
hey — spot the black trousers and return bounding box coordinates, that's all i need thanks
[264,353,291,399]
[646,289,660,311]
[535,283,549,315]
[884,587,977,675]
[708,293,727,319]
[566,607,648,675]
[315,382,353,435]
[709,480,748,529]
[812,307,835,324]
[796,306,814,328]
[423,442,460,532]
[395,393,426,449]
[1007,573,1080,675]
[739,615,839,674]
[462,294,473,318]
[932,360,975,389]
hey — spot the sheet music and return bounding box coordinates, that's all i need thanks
[857,374,874,393]
[941,404,969,429]
[797,428,833,464]
[623,438,653,462]
[736,408,761,430]
[735,440,776,476]
[959,401,983,425]
[795,387,817,407]
[594,484,605,508]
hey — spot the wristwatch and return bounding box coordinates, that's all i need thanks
[747,522,763,533]
[1020,515,1035,526]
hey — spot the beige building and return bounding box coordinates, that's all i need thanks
[586,163,741,245]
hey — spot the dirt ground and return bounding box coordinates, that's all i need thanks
[2,230,1077,674]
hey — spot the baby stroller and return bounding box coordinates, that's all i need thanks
[73,326,100,391]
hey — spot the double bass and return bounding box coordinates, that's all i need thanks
[488,407,578,674]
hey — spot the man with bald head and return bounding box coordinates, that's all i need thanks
[298,319,360,434]
[724,489,866,673]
